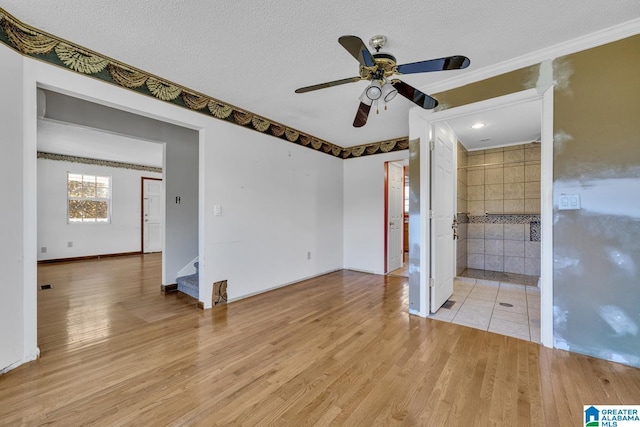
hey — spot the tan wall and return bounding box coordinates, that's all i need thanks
[435,34,640,367]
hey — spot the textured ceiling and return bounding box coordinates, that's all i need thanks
[5,1,639,147]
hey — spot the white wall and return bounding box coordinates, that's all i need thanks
[343,150,409,275]
[0,43,34,372]
[206,123,344,301]
[41,91,199,285]
[1,41,346,372]
[37,158,161,260]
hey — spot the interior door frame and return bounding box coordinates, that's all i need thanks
[410,87,554,348]
[141,177,163,253]
[384,159,407,274]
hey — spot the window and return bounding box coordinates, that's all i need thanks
[67,173,111,223]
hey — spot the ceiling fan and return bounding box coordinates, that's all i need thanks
[295,35,470,127]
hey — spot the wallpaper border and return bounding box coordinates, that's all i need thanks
[38,151,163,173]
[0,8,408,160]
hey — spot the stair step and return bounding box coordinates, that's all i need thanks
[176,273,198,299]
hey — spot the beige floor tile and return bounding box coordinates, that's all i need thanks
[429,308,457,323]
[453,307,492,330]
[494,302,528,315]
[528,306,541,321]
[455,277,477,285]
[496,293,527,307]
[454,281,475,292]
[469,288,498,302]
[491,309,529,324]
[527,294,541,309]
[462,297,496,309]
[451,292,470,304]
[489,318,530,340]
[452,316,490,331]
[530,325,541,343]
[529,317,541,329]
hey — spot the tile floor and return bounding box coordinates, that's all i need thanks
[430,277,541,343]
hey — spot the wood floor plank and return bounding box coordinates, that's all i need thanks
[0,254,639,426]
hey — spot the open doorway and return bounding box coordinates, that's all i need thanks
[35,88,201,353]
[142,177,163,253]
[410,88,553,346]
[385,159,409,278]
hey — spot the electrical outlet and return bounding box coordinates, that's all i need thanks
[67,241,73,248]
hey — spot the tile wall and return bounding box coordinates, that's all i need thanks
[460,143,541,276]
[466,143,541,215]
[456,142,468,275]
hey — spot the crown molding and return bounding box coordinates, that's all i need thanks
[423,17,640,95]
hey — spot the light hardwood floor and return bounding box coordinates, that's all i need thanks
[0,253,638,426]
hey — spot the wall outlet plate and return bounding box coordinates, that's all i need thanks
[559,194,580,210]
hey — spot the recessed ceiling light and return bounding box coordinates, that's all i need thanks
[471,123,486,129]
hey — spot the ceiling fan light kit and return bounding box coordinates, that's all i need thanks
[365,80,382,100]
[295,34,470,127]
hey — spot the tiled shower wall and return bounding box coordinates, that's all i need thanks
[466,143,541,215]
[461,143,541,276]
[456,142,468,275]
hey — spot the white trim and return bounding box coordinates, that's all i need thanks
[0,349,39,375]
[419,116,431,317]
[422,18,640,95]
[540,86,554,348]
[226,269,342,303]
[176,257,198,278]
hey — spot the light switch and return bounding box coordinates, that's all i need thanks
[214,204,222,216]
[559,194,580,210]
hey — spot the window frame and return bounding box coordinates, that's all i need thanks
[66,172,112,224]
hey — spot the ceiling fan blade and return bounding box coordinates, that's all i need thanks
[353,102,371,127]
[391,79,438,109]
[338,36,376,67]
[396,55,470,75]
[295,76,361,93]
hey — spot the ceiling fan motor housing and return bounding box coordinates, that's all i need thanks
[360,53,398,80]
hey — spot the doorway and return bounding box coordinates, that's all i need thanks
[409,88,553,346]
[385,160,407,276]
[142,177,163,253]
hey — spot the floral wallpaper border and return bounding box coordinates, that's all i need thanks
[38,151,163,173]
[0,8,409,160]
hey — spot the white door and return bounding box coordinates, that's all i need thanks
[387,162,404,272]
[430,124,456,312]
[143,178,163,253]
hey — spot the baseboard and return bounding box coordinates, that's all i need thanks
[1,347,40,375]
[161,283,177,294]
[226,268,343,304]
[38,251,143,264]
